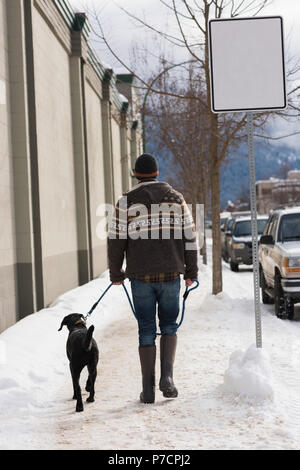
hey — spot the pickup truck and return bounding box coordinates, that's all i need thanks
[259,207,300,320]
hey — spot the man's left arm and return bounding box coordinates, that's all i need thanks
[108,198,128,283]
[182,200,198,281]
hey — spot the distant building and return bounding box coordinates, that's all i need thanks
[256,170,300,214]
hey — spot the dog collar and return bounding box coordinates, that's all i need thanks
[74,319,86,326]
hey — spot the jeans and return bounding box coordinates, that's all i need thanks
[130,276,181,346]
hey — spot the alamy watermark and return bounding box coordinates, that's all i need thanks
[95,200,205,250]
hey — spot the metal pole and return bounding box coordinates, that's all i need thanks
[247,112,262,348]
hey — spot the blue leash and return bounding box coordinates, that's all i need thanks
[84,278,199,334]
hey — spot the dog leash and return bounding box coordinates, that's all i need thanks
[84,278,199,335]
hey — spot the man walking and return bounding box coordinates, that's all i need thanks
[108,154,198,403]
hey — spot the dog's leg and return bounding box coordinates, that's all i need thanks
[85,376,91,393]
[86,365,97,403]
[72,366,84,412]
[70,363,77,400]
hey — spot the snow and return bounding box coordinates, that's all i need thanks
[223,344,274,402]
[1,239,300,449]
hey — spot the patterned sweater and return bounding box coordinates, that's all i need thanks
[108,181,198,283]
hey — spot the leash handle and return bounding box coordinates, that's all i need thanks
[183,278,199,300]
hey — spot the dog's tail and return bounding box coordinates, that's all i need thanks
[84,325,95,352]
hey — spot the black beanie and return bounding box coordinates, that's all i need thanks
[134,153,159,179]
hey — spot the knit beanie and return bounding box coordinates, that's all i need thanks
[134,153,159,179]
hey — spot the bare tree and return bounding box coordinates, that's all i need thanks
[88,0,300,294]
[146,62,210,263]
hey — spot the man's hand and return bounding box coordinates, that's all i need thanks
[113,281,124,285]
[185,278,194,287]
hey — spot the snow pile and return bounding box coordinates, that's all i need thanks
[223,344,274,402]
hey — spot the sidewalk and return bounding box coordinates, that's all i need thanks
[1,256,300,449]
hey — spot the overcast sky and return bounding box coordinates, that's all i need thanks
[69,0,300,148]
[70,0,300,64]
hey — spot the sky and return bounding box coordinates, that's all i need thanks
[69,0,300,148]
[70,0,300,64]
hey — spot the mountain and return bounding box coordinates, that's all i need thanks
[147,135,299,209]
[220,141,299,209]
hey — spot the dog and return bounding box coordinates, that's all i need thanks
[58,314,99,412]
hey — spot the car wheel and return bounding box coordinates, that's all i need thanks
[261,271,272,304]
[285,298,295,321]
[230,260,239,272]
[274,274,285,319]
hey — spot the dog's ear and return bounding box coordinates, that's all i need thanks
[58,318,67,332]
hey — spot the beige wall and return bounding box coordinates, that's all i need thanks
[0,0,17,330]
[85,81,107,276]
[0,0,142,332]
[32,5,79,305]
[111,117,123,201]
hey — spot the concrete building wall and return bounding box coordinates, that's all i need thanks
[85,80,107,277]
[32,5,79,305]
[111,116,123,201]
[0,0,17,330]
[126,134,132,191]
[0,0,142,333]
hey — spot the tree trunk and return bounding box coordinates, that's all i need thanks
[200,229,207,265]
[210,112,222,294]
[203,5,222,293]
[198,168,207,265]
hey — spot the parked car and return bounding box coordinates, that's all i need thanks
[259,207,300,320]
[221,216,235,262]
[227,215,268,271]
[220,211,231,230]
[221,211,253,263]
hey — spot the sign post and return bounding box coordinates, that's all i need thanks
[208,16,287,348]
[247,112,262,348]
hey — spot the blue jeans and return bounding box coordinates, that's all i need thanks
[130,276,181,346]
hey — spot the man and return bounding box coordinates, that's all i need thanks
[108,153,198,403]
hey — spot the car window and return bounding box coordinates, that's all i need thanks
[227,218,234,232]
[270,215,278,240]
[278,213,300,242]
[262,216,271,235]
[233,219,267,237]
[258,219,268,234]
[266,215,275,236]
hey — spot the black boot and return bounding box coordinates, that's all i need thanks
[159,335,178,398]
[139,345,156,404]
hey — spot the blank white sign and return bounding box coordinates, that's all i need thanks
[209,17,286,113]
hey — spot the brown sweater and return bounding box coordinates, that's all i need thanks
[108,181,198,282]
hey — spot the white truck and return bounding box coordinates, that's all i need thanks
[259,207,300,319]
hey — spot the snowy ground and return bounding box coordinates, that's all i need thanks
[1,239,300,450]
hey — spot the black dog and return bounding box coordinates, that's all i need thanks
[58,314,99,412]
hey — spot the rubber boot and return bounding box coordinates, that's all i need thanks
[159,335,178,398]
[139,345,156,404]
